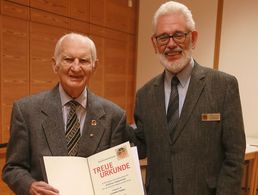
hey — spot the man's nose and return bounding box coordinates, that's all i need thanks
[166,36,177,47]
[71,58,81,70]
[73,58,80,65]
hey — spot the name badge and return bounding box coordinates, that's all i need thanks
[201,113,221,121]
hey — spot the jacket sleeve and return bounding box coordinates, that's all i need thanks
[2,102,35,195]
[216,76,246,195]
[125,92,147,159]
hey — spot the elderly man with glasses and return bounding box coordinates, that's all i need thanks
[2,33,128,195]
[128,1,246,195]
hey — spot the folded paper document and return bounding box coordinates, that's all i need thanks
[41,142,145,195]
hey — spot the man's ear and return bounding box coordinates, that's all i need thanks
[52,57,59,73]
[92,59,98,72]
[151,35,159,53]
[191,31,198,49]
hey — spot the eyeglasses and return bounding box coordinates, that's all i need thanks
[154,31,191,46]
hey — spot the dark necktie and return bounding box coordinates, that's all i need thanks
[65,100,81,156]
[167,76,179,132]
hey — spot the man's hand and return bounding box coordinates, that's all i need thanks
[29,181,59,195]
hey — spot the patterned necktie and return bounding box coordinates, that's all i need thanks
[65,100,81,156]
[167,76,179,132]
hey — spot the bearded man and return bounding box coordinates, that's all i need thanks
[127,1,246,195]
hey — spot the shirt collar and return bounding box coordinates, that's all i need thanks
[165,58,194,88]
[59,84,87,109]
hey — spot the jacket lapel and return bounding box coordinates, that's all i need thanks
[172,63,207,144]
[78,90,106,157]
[152,73,172,143]
[41,85,68,155]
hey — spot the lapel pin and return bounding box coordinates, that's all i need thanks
[91,120,97,126]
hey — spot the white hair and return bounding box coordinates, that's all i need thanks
[152,1,196,33]
[54,32,97,63]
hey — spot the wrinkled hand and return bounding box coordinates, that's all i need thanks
[29,181,59,195]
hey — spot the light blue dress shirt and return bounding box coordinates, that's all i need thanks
[59,84,87,134]
[164,58,194,116]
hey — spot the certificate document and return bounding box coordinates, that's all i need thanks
[42,142,145,195]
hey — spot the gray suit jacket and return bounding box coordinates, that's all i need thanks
[2,85,127,195]
[131,62,246,195]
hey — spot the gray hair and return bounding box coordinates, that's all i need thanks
[54,32,97,64]
[152,1,196,33]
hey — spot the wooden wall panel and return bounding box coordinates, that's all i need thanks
[89,24,137,112]
[127,0,138,34]
[0,0,29,125]
[89,34,105,96]
[2,106,12,142]
[105,78,126,109]
[90,0,105,26]
[1,16,29,143]
[30,0,69,16]
[69,19,90,34]
[105,39,127,75]
[70,0,90,22]
[106,0,129,32]
[30,8,69,28]
[90,0,138,34]
[0,14,2,143]
[126,35,136,123]
[7,0,29,6]
[30,22,67,94]
[104,38,127,108]
[90,25,128,108]
[126,79,135,123]
[1,17,29,87]
[1,0,29,20]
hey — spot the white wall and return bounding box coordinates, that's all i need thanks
[136,0,258,136]
[136,0,166,90]
[219,0,258,136]
[176,0,218,68]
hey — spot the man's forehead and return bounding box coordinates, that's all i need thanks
[61,37,88,47]
[60,41,90,54]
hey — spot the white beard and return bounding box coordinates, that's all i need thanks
[158,48,192,74]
